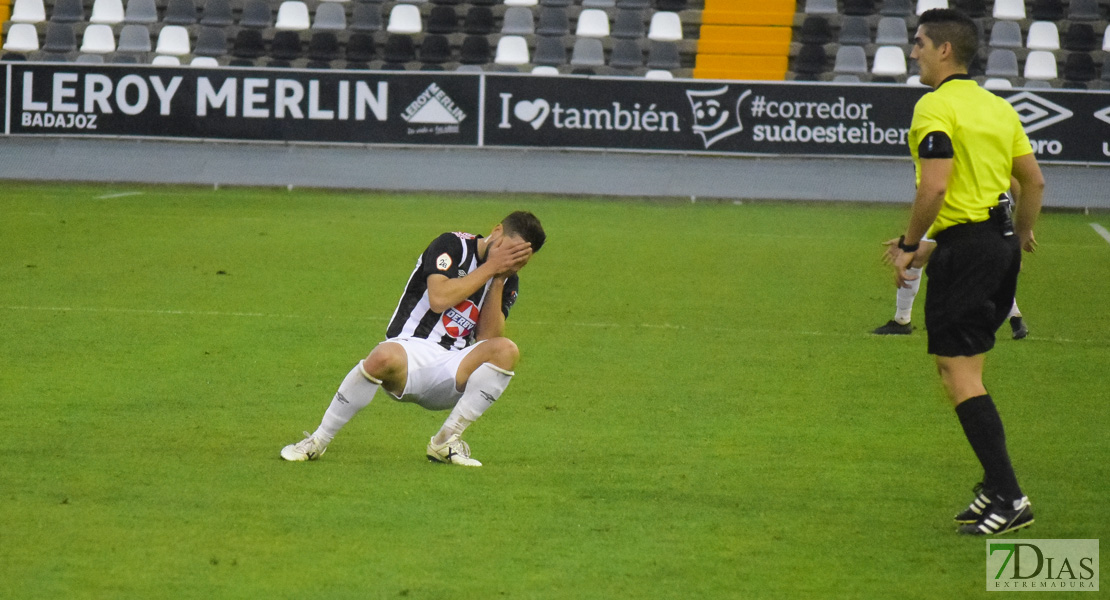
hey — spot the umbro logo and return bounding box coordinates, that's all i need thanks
[458,269,468,277]
[480,391,496,403]
[335,392,349,405]
[1004,92,1073,134]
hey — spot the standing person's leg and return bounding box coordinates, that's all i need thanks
[1008,299,1029,340]
[874,241,935,334]
[928,231,1031,534]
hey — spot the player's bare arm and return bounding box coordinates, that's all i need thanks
[892,157,952,287]
[475,278,508,341]
[1011,153,1045,253]
[426,237,531,313]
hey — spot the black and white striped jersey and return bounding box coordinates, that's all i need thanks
[385,232,520,350]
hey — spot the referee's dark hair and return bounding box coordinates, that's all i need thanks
[918,8,979,69]
[501,211,546,253]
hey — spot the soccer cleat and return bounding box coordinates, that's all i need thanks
[958,497,1034,535]
[954,482,993,524]
[872,320,914,335]
[427,434,482,467]
[280,432,328,462]
[1010,316,1029,340]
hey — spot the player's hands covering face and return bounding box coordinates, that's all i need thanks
[488,236,532,277]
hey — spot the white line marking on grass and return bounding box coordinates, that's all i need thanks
[95,192,144,199]
[1090,223,1110,246]
[1,305,1097,345]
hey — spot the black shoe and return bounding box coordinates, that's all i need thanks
[958,497,1034,535]
[872,320,913,335]
[954,482,993,524]
[1010,317,1029,340]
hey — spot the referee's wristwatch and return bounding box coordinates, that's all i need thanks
[898,236,920,253]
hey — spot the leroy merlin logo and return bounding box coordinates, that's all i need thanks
[987,540,1099,592]
[402,83,466,125]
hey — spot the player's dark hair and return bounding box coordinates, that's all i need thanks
[917,8,979,68]
[501,211,546,253]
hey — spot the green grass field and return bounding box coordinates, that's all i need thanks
[1,182,1107,599]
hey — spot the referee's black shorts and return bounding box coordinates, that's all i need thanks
[924,220,1022,357]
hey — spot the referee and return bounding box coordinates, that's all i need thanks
[888,8,1045,535]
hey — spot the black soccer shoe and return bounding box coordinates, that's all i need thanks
[958,497,1034,536]
[872,320,913,335]
[1010,317,1029,340]
[954,482,993,524]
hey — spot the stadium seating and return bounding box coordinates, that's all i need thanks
[501,6,534,35]
[1,0,1103,86]
[155,24,190,55]
[612,9,646,39]
[495,34,529,64]
[88,0,121,24]
[992,0,1024,20]
[116,23,150,53]
[1023,50,1058,80]
[989,20,1022,48]
[163,0,197,25]
[1026,21,1060,51]
[871,45,906,76]
[313,3,346,30]
[238,0,273,28]
[533,34,567,65]
[10,0,46,23]
[3,22,39,50]
[200,0,233,27]
[79,22,114,52]
[123,0,156,24]
[275,1,310,30]
[49,0,83,22]
[576,8,610,38]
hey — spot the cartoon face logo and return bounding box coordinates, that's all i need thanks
[442,300,480,338]
[686,87,752,148]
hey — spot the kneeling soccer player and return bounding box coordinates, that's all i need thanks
[281,211,545,467]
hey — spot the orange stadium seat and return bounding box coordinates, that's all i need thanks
[694,54,789,80]
[695,0,793,80]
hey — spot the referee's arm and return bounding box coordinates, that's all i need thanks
[891,156,951,288]
[905,157,952,246]
[1011,153,1045,253]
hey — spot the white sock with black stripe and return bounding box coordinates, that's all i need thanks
[432,363,513,446]
[314,362,381,444]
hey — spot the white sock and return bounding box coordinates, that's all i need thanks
[1008,299,1021,319]
[894,267,922,325]
[433,363,513,445]
[314,362,381,444]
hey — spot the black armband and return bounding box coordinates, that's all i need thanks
[918,131,955,159]
[898,236,920,253]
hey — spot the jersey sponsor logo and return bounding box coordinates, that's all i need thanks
[442,300,480,338]
[436,253,452,271]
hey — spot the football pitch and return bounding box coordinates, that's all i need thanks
[1,182,1107,599]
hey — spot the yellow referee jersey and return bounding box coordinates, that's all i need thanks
[909,78,1034,238]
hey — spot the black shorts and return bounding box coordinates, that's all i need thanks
[924,220,1022,357]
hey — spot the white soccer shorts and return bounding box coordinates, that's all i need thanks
[378,337,486,411]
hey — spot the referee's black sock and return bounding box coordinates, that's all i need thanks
[955,394,1024,504]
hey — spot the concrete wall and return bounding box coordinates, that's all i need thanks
[1,137,1106,210]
